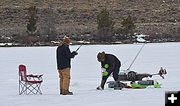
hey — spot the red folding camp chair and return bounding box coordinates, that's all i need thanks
[18,64,43,95]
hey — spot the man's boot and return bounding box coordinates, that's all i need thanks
[67,90,73,95]
[97,79,106,90]
[62,89,73,95]
[114,81,125,90]
[60,89,62,94]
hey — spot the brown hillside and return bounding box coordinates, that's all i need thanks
[0,0,180,37]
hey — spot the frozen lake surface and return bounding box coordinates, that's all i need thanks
[0,42,180,106]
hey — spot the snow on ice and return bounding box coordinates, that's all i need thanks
[0,42,180,106]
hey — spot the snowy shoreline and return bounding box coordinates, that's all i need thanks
[0,41,180,47]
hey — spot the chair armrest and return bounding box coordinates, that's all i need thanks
[27,74,43,78]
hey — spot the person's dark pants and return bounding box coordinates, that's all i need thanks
[100,66,120,89]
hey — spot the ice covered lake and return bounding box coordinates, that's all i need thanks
[0,42,180,106]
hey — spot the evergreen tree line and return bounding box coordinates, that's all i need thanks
[5,6,136,45]
[96,8,136,42]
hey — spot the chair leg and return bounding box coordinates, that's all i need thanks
[26,83,42,95]
[19,81,42,95]
[26,84,36,95]
[19,82,27,95]
[19,81,20,95]
[37,83,42,94]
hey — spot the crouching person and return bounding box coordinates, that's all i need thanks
[96,52,121,90]
[56,37,78,95]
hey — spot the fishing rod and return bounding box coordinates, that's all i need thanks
[127,43,146,71]
[75,45,82,52]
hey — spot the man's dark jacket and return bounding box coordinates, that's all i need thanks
[101,54,121,73]
[56,44,75,70]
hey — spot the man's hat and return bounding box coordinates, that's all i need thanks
[97,52,105,62]
[63,37,71,44]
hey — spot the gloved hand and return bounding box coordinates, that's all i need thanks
[102,71,109,76]
[72,51,78,56]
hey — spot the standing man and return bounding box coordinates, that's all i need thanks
[96,51,121,90]
[56,37,78,95]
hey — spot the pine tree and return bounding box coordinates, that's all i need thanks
[97,8,113,29]
[121,15,136,35]
[96,8,114,41]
